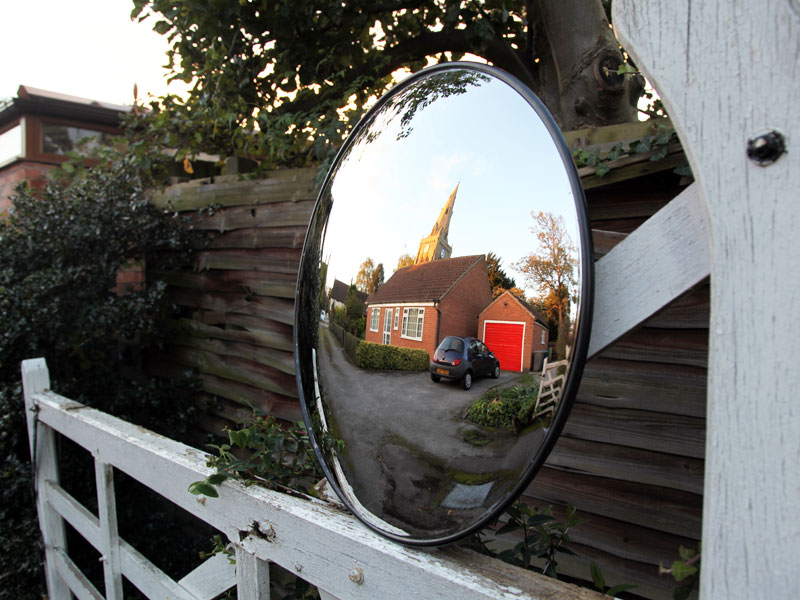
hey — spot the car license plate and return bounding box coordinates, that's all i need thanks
[436,368,448,375]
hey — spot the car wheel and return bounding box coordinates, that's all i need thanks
[462,371,473,390]
[492,363,500,379]
[431,373,441,383]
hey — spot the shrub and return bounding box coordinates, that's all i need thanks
[355,341,429,371]
[466,378,541,429]
[0,157,200,599]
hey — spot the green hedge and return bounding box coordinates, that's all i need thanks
[466,379,541,428]
[355,341,429,371]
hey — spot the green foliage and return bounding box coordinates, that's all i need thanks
[589,560,638,597]
[189,413,327,496]
[496,503,583,577]
[462,502,583,579]
[572,123,690,179]
[466,377,541,429]
[660,544,701,600]
[129,0,546,172]
[354,341,429,371]
[0,156,199,599]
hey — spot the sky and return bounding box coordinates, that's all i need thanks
[0,0,188,105]
[322,70,584,299]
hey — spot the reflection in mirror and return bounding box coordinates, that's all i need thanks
[295,63,592,545]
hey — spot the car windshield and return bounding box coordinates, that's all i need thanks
[438,337,465,353]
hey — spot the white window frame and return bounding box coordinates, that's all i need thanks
[541,328,546,345]
[394,307,399,330]
[401,307,425,341]
[369,307,380,332]
[383,309,392,345]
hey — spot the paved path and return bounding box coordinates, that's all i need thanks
[313,326,547,539]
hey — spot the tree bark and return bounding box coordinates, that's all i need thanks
[529,0,643,129]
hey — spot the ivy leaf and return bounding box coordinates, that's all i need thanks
[590,560,605,590]
[670,560,698,582]
[595,162,611,177]
[188,481,219,498]
[607,583,638,596]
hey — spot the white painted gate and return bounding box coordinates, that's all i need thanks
[21,2,800,599]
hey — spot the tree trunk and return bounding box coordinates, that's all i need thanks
[528,0,644,130]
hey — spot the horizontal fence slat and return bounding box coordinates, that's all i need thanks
[524,467,702,539]
[178,553,237,600]
[545,436,704,494]
[577,357,706,418]
[31,388,605,600]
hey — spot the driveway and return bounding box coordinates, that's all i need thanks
[313,326,548,538]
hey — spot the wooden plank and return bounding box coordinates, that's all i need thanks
[513,501,699,567]
[644,283,710,329]
[591,229,627,259]
[30,386,607,600]
[193,311,296,342]
[155,270,298,300]
[179,553,237,600]
[205,226,308,250]
[169,335,295,375]
[166,346,299,399]
[564,118,674,150]
[589,182,710,358]
[151,169,318,212]
[615,4,800,599]
[562,404,705,459]
[171,317,295,353]
[546,437,704,494]
[46,481,199,600]
[577,357,707,418]
[52,548,105,600]
[193,202,314,232]
[236,547,271,600]
[195,248,302,274]
[596,327,708,368]
[94,460,123,600]
[524,468,702,539]
[21,359,70,600]
[580,150,685,190]
[167,289,295,325]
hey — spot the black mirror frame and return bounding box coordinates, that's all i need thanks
[294,61,594,547]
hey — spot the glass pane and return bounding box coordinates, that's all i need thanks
[0,124,23,165]
[41,123,115,155]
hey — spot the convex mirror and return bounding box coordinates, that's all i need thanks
[295,62,593,545]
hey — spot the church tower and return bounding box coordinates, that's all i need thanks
[414,183,458,265]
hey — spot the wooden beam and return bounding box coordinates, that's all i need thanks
[588,182,710,358]
[26,378,605,600]
[614,1,800,598]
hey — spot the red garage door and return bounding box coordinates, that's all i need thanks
[483,321,525,372]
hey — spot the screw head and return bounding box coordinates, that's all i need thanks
[747,130,786,166]
[348,567,364,585]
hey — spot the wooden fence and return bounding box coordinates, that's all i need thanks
[144,137,699,598]
[24,2,799,599]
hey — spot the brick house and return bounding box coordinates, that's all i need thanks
[0,86,130,215]
[364,254,492,357]
[478,290,550,372]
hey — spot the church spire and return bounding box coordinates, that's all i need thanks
[415,183,458,265]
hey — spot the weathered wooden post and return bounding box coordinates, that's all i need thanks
[614,1,800,598]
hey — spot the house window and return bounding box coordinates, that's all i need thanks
[541,329,546,345]
[401,307,424,340]
[0,122,23,166]
[370,307,380,332]
[393,307,399,330]
[41,122,114,155]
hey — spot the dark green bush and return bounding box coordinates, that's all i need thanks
[0,156,201,599]
[355,341,429,371]
[466,379,541,429]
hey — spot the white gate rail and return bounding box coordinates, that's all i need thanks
[22,358,600,600]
